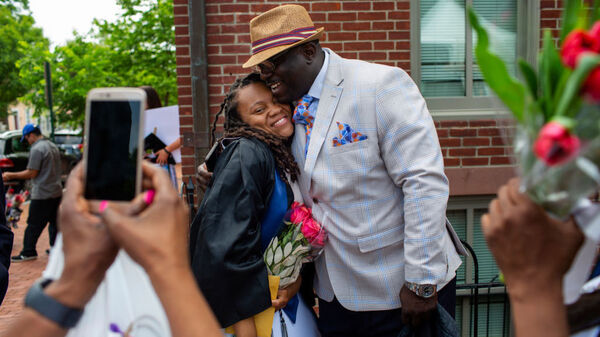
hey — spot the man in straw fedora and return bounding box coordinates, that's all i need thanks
[199,4,466,336]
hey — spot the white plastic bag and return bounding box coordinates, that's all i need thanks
[44,234,171,337]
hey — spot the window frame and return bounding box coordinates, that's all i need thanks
[410,0,540,119]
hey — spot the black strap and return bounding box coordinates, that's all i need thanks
[25,279,84,329]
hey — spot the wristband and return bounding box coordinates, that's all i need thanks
[162,147,171,156]
[25,278,84,329]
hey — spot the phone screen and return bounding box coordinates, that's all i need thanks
[85,100,141,200]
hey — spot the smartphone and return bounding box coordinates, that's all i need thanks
[83,88,146,201]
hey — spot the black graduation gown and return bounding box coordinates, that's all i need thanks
[189,137,276,328]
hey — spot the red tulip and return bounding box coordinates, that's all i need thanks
[582,66,600,102]
[561,29,596,68]
[589,21,600,51]
[534,121,581,166]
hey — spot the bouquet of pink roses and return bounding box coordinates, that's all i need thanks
[470,1,600,219]
[263,202,327,288]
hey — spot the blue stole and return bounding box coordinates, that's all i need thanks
[259,168,299,323]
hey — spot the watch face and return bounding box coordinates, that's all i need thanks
[421,285,435,298]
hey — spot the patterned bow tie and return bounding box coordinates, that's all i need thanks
[292,94,315,154]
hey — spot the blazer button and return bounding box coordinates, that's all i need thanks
[312,198,319,204]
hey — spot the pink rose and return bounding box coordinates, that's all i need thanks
[290,203,311,225]
[533,121,581,166]
[301,217,327,246]
[582,66,600,102]
[561,29,596,68]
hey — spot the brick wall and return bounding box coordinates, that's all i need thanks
[174,1,560,196]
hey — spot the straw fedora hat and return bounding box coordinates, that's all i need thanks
[242,5,324,68]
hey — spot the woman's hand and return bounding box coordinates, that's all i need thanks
[272,276,302,310]
[155,149,169,165]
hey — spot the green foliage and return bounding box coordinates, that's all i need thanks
[468,8,527,123]
[0,2,48,116]
[539,30,566,121]
[17,0,176,128]
[555,54,600,117]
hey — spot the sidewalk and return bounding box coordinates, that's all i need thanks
[0,203,51,333]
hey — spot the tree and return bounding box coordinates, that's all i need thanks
[18,0,177,127]
[0,1,48,116]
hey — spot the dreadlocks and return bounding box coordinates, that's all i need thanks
[210,72,300,184]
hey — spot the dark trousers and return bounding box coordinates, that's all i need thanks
[317,278,457,337]
[21,197,61,256]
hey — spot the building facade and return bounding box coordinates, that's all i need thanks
[173,1,563,335]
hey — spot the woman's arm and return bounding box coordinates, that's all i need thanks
[155,137,182,165]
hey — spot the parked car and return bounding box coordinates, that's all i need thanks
[0,130,79,191]
[53,129,83,160]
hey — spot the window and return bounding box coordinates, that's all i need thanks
[447,196,511,337]
[410,0,539,117]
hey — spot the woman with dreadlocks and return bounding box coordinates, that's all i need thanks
[189,73,320,337]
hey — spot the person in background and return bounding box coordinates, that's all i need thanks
[481,178,585,337]
[3,163,222,337]
[3,124,62,262]
[140,86,182,166]
[0,171,12,306]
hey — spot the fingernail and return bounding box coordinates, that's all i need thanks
[144,189,155,205]
[99,200,108,213]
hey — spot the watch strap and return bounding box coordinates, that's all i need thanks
[25,278,84,329]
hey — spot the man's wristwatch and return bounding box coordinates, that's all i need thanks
[405,282,437,298]
[25,278,84,329]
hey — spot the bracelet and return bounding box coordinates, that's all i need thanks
[25,278,84,329]
[162,148,171,156]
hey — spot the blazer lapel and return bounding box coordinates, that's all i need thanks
[304,49,344,185]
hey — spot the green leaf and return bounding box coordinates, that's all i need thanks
[593,0,600,23]
[468,7,528,123]
[539,30,566,120]
[555,54,600,117]
[560,0,584,43]
[518,58,538,100]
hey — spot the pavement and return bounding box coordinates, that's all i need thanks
[0,203,51,333]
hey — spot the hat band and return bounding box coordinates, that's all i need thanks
[251,26,317,55]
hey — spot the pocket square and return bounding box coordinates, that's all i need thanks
[332,122,367,147]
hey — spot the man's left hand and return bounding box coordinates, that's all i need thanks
[400,284,437,327]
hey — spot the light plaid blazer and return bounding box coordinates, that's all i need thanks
[292,49,465,311]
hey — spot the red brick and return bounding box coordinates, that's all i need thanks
[373,21,395,30]
[179,96,193,105]
[342,2,370,10]
[221,24,248,34]
[469,120,497,127]
[176,56,191,66]
[541,19,558,28]
[328,32,357,41]
[173,5,187,15]
[436,129,449,138]
[395,41,410,50]
[206,26,219,34]
[176,66,190,76]
[541,9,562,18]
[322,22,341,32]
[250,4,278,12]
[358,12,387,21]
[394,21,411,30]
[208,85,222,95]
[374,41,395,50]
[359,52,387,61]
[492,137,508,146]
[478,128,501,136]
[207,45,219,54]
[237,35,251,44]
[462,158,489,166]
[343,22,371,31]
[174,16,189,25]
[541,0,557,8]
[205,4,219,14]
[311,13,327,22]
[173,0,187,4]
[220,4,249,12]
[396,2,410,10]
[463,137,490,146]
[389,52,410,60]
[491,157,514,165]
[178,86,192,96]
[450,129,477,137]
[221,44,250,54]
[443,158,460,167]
[478,147,505,156]
[207,55,236,64]
[389,31,410,40]
[449,148,476,156]
[373,2,395,10]
[175,36,190,45]
[176,46,190,56]
[359,32,387,40]
[398,62,410,71]
[312,2,341,11]
[223,65,245,75]
[207,34,234,44]
[212,75,238,84]
[175,25,189,35]
[439,138,460,147]
[337,52,358,59]
[344,42,372,51]
[328,12,357,21]
[207,14,234,24]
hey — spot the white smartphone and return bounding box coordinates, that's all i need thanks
[83,88,146,201]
